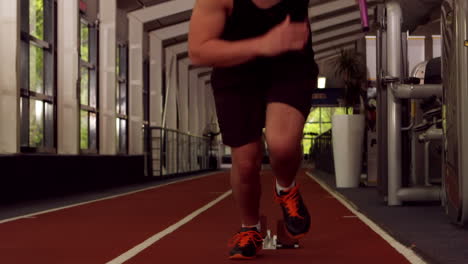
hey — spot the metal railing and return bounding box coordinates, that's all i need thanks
[302,132,316,163]
[309,130,334,174]
[145,126,216,177]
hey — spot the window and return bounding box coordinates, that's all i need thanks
[116,44,128,154]
[302,107,352,154]
[20,0,57,153]
[79,14,99,153]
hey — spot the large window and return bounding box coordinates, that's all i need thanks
[79,14,99,153]
[116,44,128,154]
[20,0,56,153]
[302,107,352,154]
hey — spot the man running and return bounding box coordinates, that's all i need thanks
[189,0,319,259]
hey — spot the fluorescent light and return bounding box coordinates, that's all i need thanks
[317,77,326,89]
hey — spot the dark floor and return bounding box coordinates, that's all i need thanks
[312,170,468,264]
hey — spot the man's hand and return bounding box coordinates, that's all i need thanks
[259,15,309,57]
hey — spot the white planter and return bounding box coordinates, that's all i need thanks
[332,114,365,188]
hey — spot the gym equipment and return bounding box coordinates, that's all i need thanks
[382,1,443,205]
[441,0,468,226]
[374,0,468,226]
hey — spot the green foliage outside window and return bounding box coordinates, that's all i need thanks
[80,20,91,150]
[29,99,44,147]
[30,0,44,40]
[80,22,89,62]
[80,67,89,105]
[30,45,44,93]
[302,107,353,154]
[27,0,46,148]
[80,110,89,149]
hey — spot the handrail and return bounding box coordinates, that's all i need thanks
[144,126,217,178]
[148,126,209,140]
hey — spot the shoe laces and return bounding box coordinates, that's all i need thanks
[275,185,304,219]
[228,230,263,248]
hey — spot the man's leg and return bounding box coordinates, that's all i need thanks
[230,139,264,226]
[265,102,305,187]
[228,139,265,259]
[265,102,310,239]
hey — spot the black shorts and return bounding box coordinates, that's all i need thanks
[211,54,319,147]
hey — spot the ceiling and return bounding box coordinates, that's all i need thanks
[117,0,170,12]
[120,0,444,62]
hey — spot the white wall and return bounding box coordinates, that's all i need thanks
[432,35,441,58]
[407,36,426,75]
[366,35,428,80]
[366,36,377,81]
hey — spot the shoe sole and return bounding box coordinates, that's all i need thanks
[228,248,262,260]
[285,226,308,240]
[229,254,256,260]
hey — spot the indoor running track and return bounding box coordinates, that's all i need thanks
[0,170,425,263]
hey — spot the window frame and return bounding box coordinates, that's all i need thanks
[116,43,129,155]
[78,12,99,154]
[20,0,57,154]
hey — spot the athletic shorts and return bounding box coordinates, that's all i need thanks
[211,54,319,148]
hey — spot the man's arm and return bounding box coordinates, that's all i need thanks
[188,0,263,67]
[188,0,310,67]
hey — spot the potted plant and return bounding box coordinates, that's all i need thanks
[331,49,367,188]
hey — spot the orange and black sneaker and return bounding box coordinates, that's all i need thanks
[228,227,263,260]
[274,184,311,239]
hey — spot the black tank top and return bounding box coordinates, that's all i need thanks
[221,0,310,43]
[212,0,318,89]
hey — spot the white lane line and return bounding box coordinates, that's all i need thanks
[0,171,225,225]
[106,189,232,264]
[306,172,427,264]
[342,215,359,218]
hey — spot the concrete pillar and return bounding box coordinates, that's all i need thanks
[164,50,178,130]
[0,0,20,154]
[149,33,163,127]
[198,78,207,134]
[178,58,190,133]
[189,71,200,135]
[57,0,79,154]
[99,0,117,155]
[128,15,144,154]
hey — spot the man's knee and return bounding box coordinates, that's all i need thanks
[235,157,261,175]
[267,137,301,162]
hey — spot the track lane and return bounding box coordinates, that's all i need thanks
[123,170,412,263]
[0,172,231,264]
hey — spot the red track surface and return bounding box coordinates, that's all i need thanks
[0,170,411,263]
